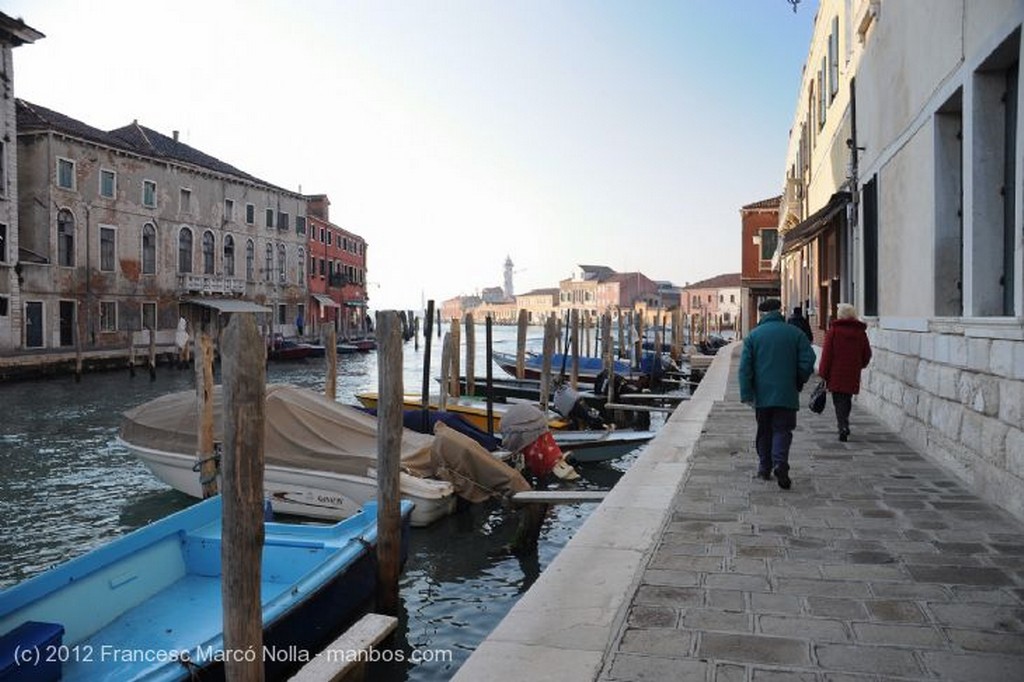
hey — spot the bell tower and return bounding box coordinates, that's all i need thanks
[503,255,514,298]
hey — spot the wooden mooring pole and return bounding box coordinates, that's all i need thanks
[375,311,403,616]
[464,313,475,397]
[196,333,218,498]
[147,326,157,380]
[420,300,435,434]
[515,309,528,380]
[570,308,580,389]
[325,326,338,401]
[540,315,556,410]
[220,313,266,681]
[449,317,461,398]
[485,315,494,435]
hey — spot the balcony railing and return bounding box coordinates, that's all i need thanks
[178,274,247,295]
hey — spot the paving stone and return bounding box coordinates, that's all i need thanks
[758,615,849,642]
[705,589,745,611]
[706,574,772,592]
[606,653,708,681]
[814,643,923,676]
[919,651,1024,680]
[713,662,747,682]
[927,603,1024,632]
[850,622,946,647]
[751,669,819,681]
[864,599,926,623]
[699,632,810,666]
[945,628,1024,654]
[769,560,823,579]
[749,592,804,615]
[681,608,753,633]
[618,627,695,656]
[806,597,868,620]
[906,564,1014,586]
[774,578,871,598]
[627,604,678,628]
[642,569,703,588]
[635,584,703,607]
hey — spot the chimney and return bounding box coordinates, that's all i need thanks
[172,130,179,142]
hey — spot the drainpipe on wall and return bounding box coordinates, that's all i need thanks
[848,76,861,308]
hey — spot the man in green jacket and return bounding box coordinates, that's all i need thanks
[739,298,816,489]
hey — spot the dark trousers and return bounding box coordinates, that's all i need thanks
[832,392,852,432]
[754,407,797,475]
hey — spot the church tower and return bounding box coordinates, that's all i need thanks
[503,255,514,299]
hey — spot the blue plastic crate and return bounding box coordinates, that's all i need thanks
[0,622,64,682]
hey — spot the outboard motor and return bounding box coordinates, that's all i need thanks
[553,382,605,430]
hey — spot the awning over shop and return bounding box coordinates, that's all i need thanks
[312,294,340,308]
[186,298,271,313]
[781,191,851,255]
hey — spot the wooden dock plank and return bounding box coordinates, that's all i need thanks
[289,613,398,682]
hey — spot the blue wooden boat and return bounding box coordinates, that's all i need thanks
[0,496,412,681]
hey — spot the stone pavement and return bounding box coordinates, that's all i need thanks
[599,347,1024,681]
[454,345,1024,681]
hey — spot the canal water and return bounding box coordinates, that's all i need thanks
[0,323,649,680]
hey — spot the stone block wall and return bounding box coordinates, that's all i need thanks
[860,326,1024,522]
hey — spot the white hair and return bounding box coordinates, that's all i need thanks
[836,303,857,320]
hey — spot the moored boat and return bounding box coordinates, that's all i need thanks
[118,385,456,527]
[0,496,412,681]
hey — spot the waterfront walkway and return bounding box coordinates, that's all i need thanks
[455,344,1024,681]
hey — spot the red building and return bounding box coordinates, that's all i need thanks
[739,195,781,336]
[306,195,370,339]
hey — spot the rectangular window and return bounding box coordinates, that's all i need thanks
[278,212,289,231]
[180,188,192,213]
[0,223,5,262]
[759,229,778,268]
[818,61,827,128]
[99,301,117,332]
[0,296,8,317]
[57,157,76,190]
[934,90,963,316]
[100,169,116,198]
[245,203,255,224]
[327,231,333,247]
[143,180,157,208]
[142,302,156,331]
[295,215,306,235]
[265,208,274,229]
[224,198,235,222]
[829,16,839,101]
[0,140,6,196]
[99,226,116,272]
[863,175,879,316]
[277,304,286,325]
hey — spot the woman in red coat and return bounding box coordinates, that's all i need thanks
[818,303,872,441]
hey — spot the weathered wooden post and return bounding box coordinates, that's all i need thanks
[515,309,528,380]
[220,313,266,681]
[540,315,556,410]
[583,310,591,357]
[148,326,157,380]
[420,300,435,434]
[569,308,580,389]
[616,307,625,360]
[74,308,83,383]
[375,311,403,616]
[439,331,451,413]
[325,326,338,401]
[602,313,614,405]
[128,329,136,378]
[485,316,495,435]
[195,333,218,498]
[464,313,475,397]
[635,312,645,371]
[449,317,461,398]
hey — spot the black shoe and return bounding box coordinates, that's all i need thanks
[756,470,771,481]
[839,429,849,442]
[775,469,791,490]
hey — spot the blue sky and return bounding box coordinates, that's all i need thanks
[2,0,815,311]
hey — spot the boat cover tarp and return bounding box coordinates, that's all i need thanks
[121,384,527,501]
[403,422,530,503]
[120,384,435,477]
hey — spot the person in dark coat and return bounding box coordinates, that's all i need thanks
[818,302,872,442]
[739,298,816,489]
[787,306,814,343]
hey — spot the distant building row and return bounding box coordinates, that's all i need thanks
[441,264,741,332]
[0,13,369,355]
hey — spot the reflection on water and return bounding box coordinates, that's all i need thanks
[0,326,643,680]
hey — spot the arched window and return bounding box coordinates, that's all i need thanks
[245,239,254,281]
[142,223,156,274]
[202,230,215,275]
[224,235,235,277]
[298,247,305,281]
[57,209,75,267]
[277,244,286,283]
[178,227,193,273]
[264,244,273,281]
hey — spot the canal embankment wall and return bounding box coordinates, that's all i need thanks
[452,339,735,681]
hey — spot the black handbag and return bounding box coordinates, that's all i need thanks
[809,380,827,414]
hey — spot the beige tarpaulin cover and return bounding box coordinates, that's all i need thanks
[121,384,529,500]
[403,422,530,503]
[121,384,435,477]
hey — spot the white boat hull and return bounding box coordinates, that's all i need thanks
[118,438,456,527]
